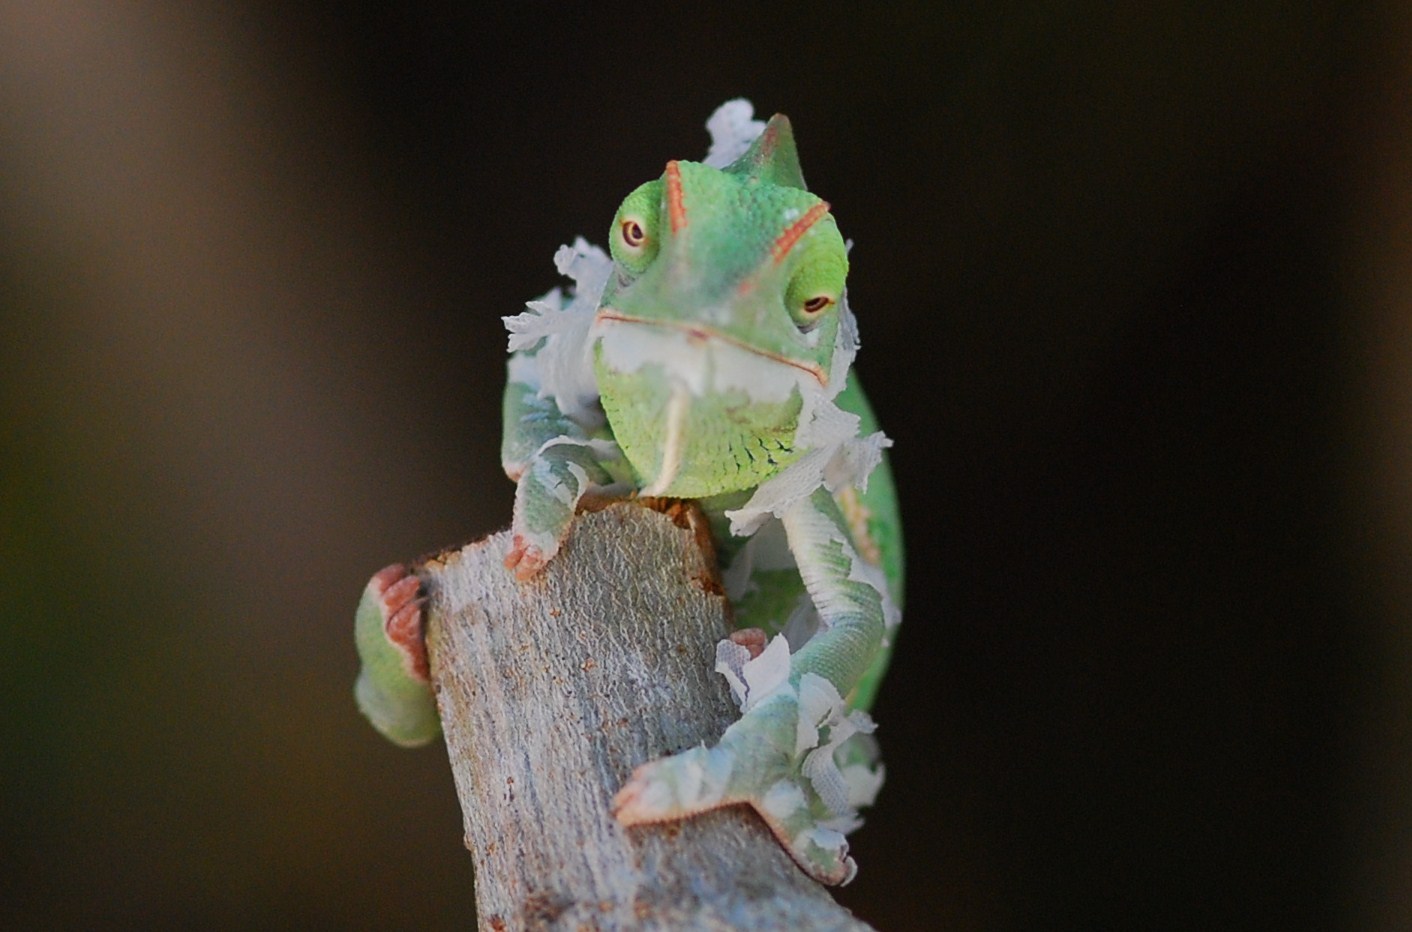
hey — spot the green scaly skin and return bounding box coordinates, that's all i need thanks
[354,104,904,885]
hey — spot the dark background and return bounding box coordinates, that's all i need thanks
[3,3,1410,928]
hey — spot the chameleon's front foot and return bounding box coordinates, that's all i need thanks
[505,440,615,580]
[503,534,552,580]
[353,564,440,747]
[612,683,880,885]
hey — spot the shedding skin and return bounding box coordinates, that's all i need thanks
[355,101,902,886]
[612,488,884,885]
[639,381,690,496]
[507,116,894,885]
[593,309,829,388]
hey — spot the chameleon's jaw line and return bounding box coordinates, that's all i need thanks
[595,308,827,387]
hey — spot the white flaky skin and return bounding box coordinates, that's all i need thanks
[357,103,901,888]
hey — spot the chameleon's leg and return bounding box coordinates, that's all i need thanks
[504,439,619,579]
[831,376,905,712]
[614,488,887,885]
[354,564,440,747]
[783,487,888,698]
[501,376,626,580]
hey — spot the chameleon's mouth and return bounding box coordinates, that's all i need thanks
[595,308,827,387]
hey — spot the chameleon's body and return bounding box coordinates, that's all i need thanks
[355,101,903,884]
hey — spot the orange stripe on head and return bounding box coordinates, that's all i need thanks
[665,160,687,233]
[770,200,831,264]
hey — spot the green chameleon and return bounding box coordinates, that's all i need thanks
[354,100,903,885]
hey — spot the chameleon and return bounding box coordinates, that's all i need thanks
[354,100,903,885]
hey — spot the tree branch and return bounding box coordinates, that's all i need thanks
[419,501,872,930]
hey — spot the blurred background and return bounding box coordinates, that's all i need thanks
[2,2,1409,928]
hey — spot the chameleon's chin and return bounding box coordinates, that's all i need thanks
[592,324,807,497]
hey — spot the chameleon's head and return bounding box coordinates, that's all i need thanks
[592,114,851,497]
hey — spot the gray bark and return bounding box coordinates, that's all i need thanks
[420,501,872,931]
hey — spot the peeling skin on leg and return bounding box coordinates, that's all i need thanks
[610,712,858,886]
[415,101,906,884]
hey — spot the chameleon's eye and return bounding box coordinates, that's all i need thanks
[782,209,848,332]
[788,292,837,332]
[620,218,647,249]
[609,180,664,274]
[785,261,846,332]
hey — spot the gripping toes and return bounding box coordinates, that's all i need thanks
[354,564,440,747]
[757,779,857,885]
[369,564,429,680]
[613,744,738,823]
[504,533,554,580]
[506,440,618,580]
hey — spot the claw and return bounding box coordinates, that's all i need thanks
[369,563,412,598]
[368,564,428,682]
[504,534,549,580]
[504,536,525,569]
[728,627,769,660]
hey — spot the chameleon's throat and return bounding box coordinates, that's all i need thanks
[640,380,690,495]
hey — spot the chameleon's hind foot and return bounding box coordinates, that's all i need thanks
[728,627,769,659]
[613,681,879,885]
[354,564,439,746]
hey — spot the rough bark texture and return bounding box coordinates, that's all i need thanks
[420,501,872,931]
